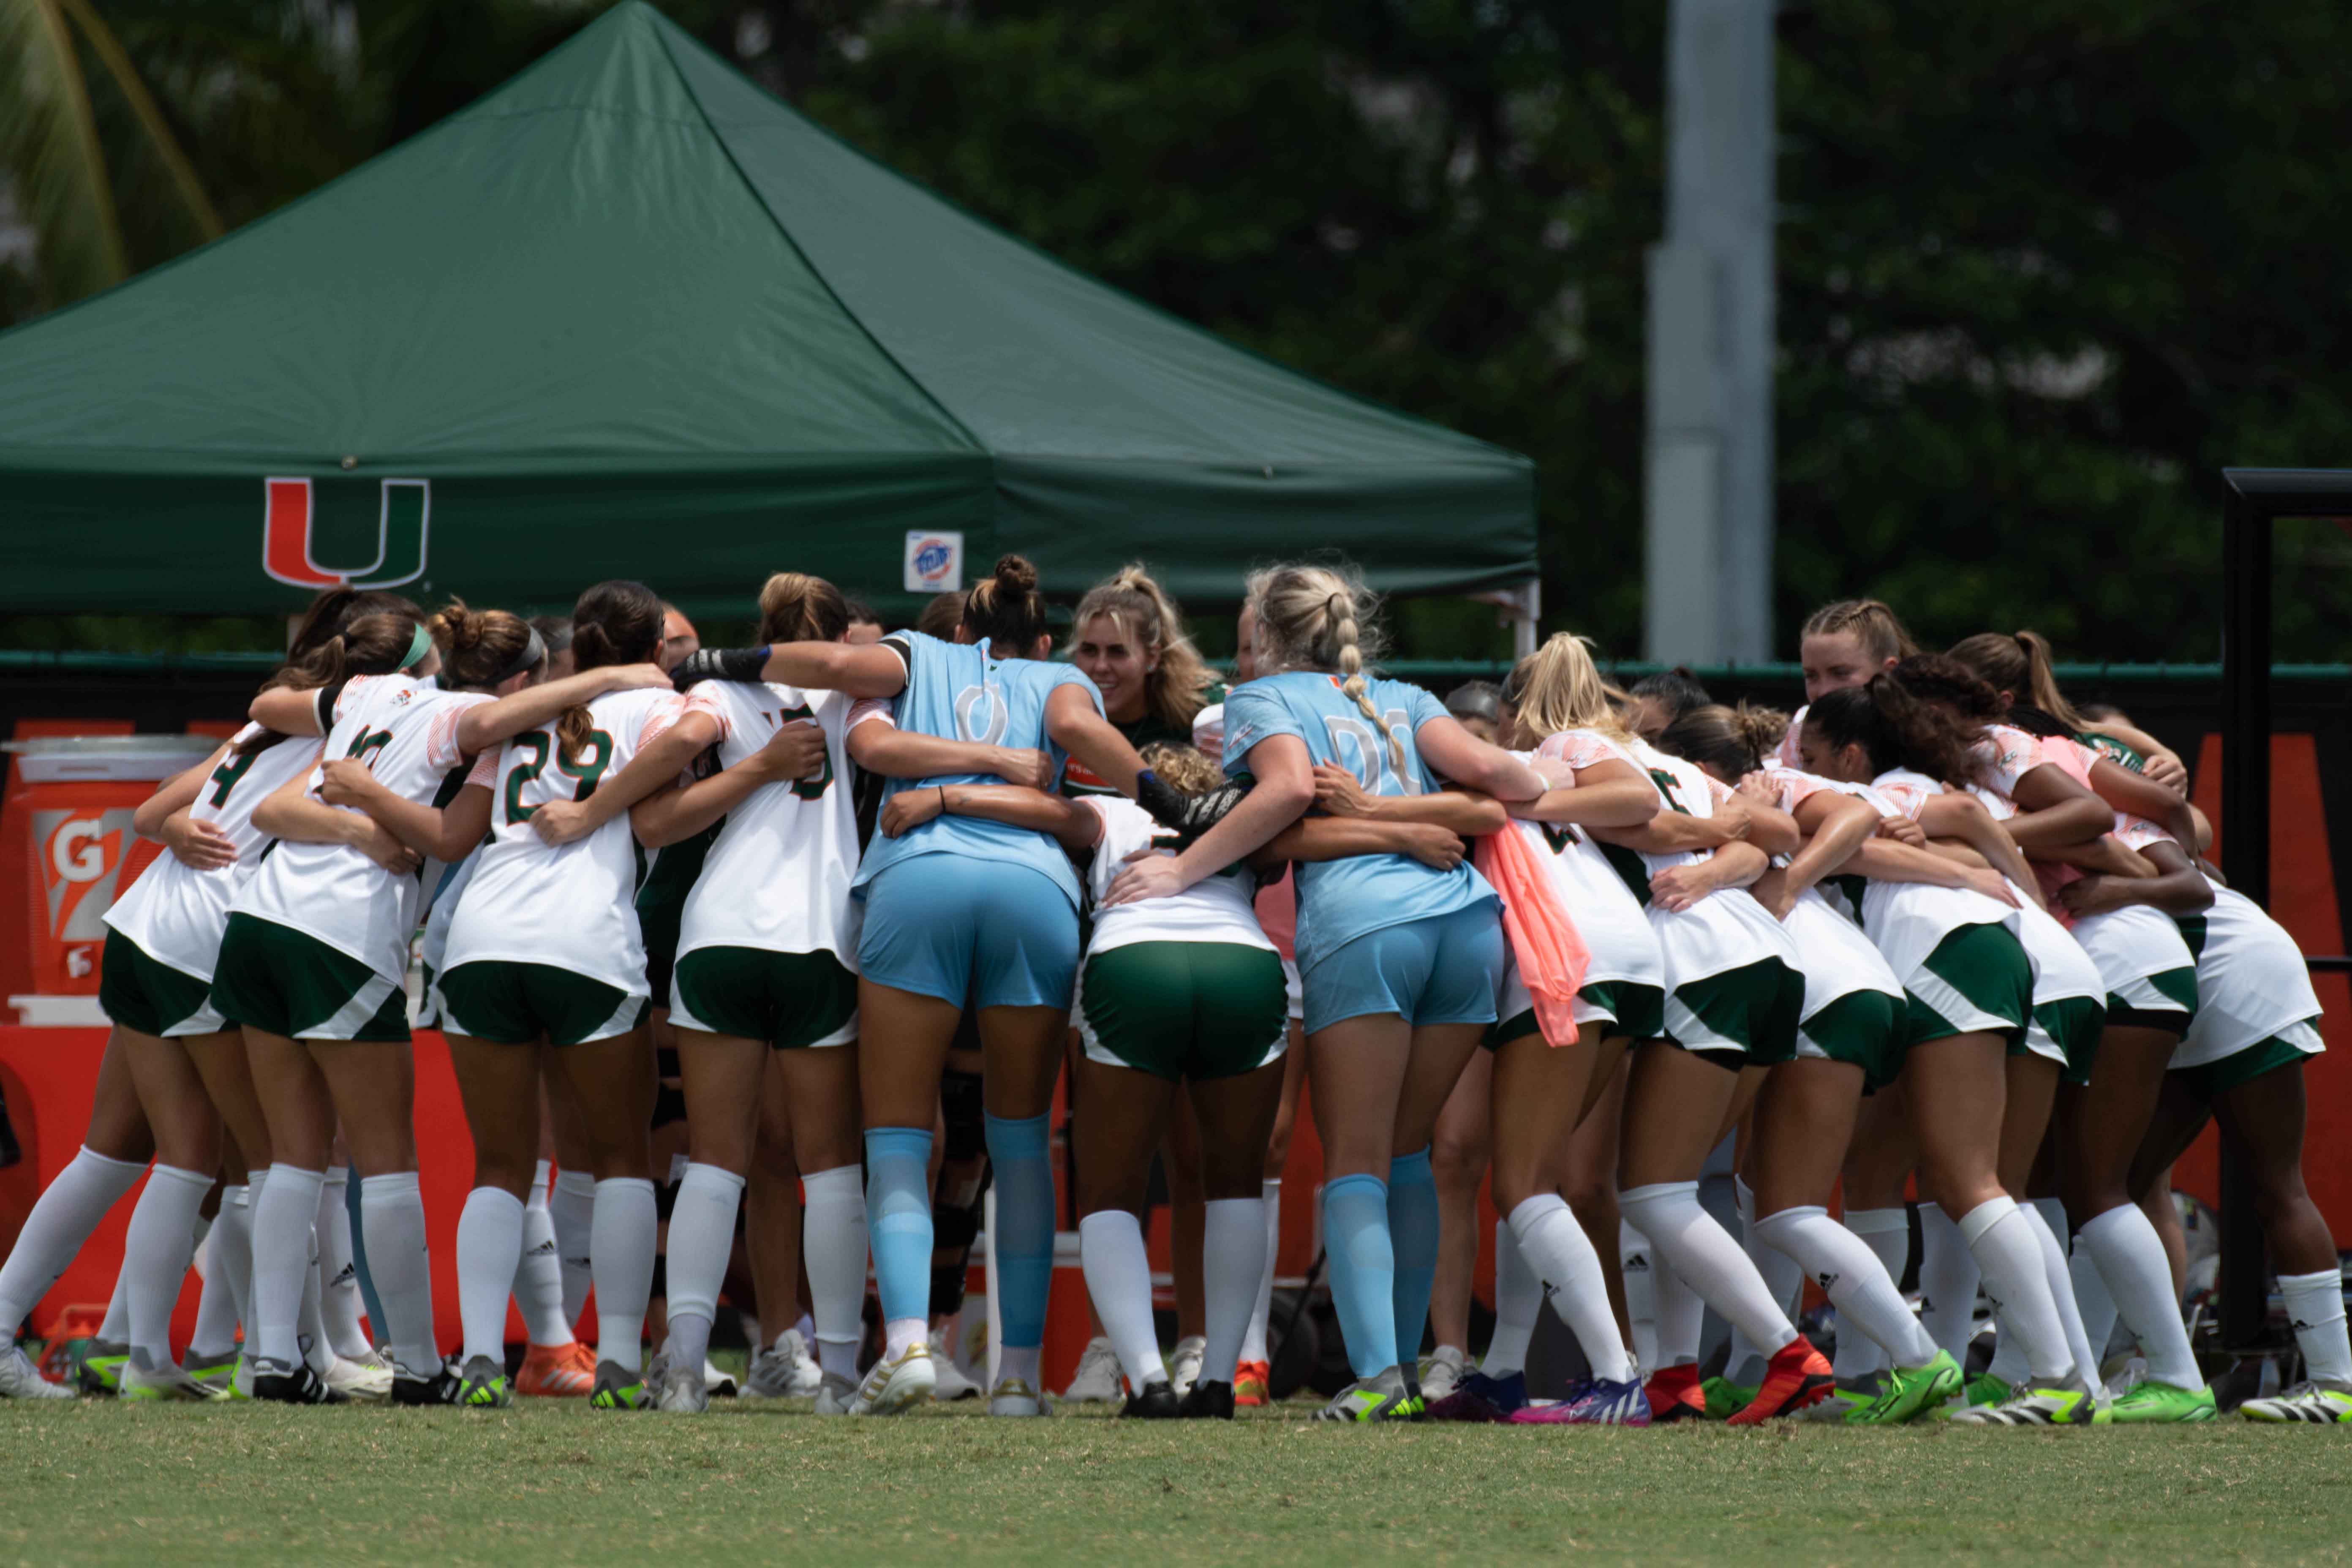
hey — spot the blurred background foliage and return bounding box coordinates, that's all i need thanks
[3,0,2348,662]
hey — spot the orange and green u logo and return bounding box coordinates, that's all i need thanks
[261,476,430,589]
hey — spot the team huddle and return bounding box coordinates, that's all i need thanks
[0,554,2339,1428]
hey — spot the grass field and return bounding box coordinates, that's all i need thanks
[3,1391,2347,1566]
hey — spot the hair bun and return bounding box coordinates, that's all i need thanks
[993,555,1039,593]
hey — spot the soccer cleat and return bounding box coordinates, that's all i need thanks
[1420,1345,1469,1404]
[1701,1375,1756,1420]
[1168,1335,1207,1398]
[515,1342,596,1398]
[1508,1377,1653,1426]
[850,1342,936,1416]
[1178,1379,1236,1420]
[0,1342,72,1399]
[813,1369,858,1416]
[653,1359,709,1414]
[119,1358,227,1402]
[1949,1375,2096,1426]
[183,1349,241,1398]
[1120,1377,1180,1418]
[1805,1378,1880,1424]
[1644,1363,1708,1423]
[1233,1358,1271,1408]
[1725,1339,1835,1425]
[2240,1380,2352,1424]
[1427,1369,1527,1423]
[1960,1371,2012,1410]
[1311,1371,1414,1424]
[701,1358,738,1398]
[988,1376,1050,1417]
[455,1354,512,1409]
[588,1361,652,1411]
[325,1350,394,1403]
[1062,1336,1123,1403]
[251,1358,337,1405]
[928,1322,981,1402]
[389,1359,462,1406]
[1848,1351,1961,1426]
[781,1328,827,1396]
[2105,1378,2217,1424]
[741,1344,797,1400]
[77,1337,128,1396]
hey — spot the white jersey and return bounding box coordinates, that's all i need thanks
[1742,767,1903,1020]
[2174,881,2324,1069]
[105,724,321,981]
[441,686,694,996]
[1082,798,1270,956]
[232,675,491,983]
[675,681,863,966]
[1515,733,1665,991]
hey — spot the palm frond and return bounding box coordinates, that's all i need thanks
[55,0,223,240]
[0,0,126,296]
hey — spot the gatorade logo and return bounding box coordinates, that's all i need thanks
[261,476,430,590]
[33,807,136,976]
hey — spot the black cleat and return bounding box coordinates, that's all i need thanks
[1177,1379,1236,1420]
[1120,1378,1181,1418]
[388,1360,463,1406]
[251,1359,341,1405]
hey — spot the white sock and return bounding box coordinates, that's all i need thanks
[1915,1201,1981,1361]
[300,1228,332,1374]
[1834,1207,1907,1379]
[0,1145,145,1337]
[1620,1182,1796,1358]
[121,1163,210,1370]
[662,1163,743,1380]
[360,1172,439,1373]
[188,1186,248,1359]
[1621,1221,1659,1370]
[1201,1197,1264,1387]
[2078,1203,2201,1388]
[1509,1195,1634,1383]
[800,1164,868,1384]
[591,1177,657,1374]
[512,1163,571,1348]
[1725,1176,1797,1386]
[883,1316,927,1360]
[1240,1179,1279,1365]
[551,1168,597,1327]
[999,1343,1041,1391]
[2280,1268,2352,1386]
[1756,1205,1936,1368]
[97,1269,130,1343]
[456,1186,527,1366]
[2069,1232,2121,1370]
[1483,1218,1540,1377]
[1079,1210,1164,1389]
[317,1167,370,1359]
[2024,1199,2097,1388]
[253,1165,324,1367]
[1959,1197,2070,1382]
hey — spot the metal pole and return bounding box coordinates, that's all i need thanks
[2217,477,2271,1350]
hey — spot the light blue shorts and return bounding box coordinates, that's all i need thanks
[1302,902,1505,1034]
[858,855,1080,1011]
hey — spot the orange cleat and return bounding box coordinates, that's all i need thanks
[1644,1363,1708,1422]
[1725,1339,1835,1426]
[1233,1359,1271,1408]
[515,1340,597,1398]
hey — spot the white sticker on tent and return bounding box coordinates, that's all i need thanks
[904,530,964,594]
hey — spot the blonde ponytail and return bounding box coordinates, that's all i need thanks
[1247,563,1402,773]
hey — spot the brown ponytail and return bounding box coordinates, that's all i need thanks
[960,555,1048,653]
[558,580,664,763]
[1656,702,1787,783]
[756,572,850,645]
[240,611,419,754]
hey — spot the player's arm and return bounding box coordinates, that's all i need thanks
[630,721,824,849]
[454,664,673,756]
[2059,839,2214,918]
[135,743,229,838]
[1914,792,2042,906]
[2002,765,2116,853]
[845,719,1053,790]
[1308,765,1505,836]
[530,711,727,848]
[2082,717,2187,791]
[1263,817,1467,873]
[1503,757,1659,830]
[883,784,1101,852]
[250,760,419,874]
[1650,842,1768,911]
[314,757,489,863]
[675,642,909,700]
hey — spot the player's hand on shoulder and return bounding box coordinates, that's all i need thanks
[162,810,237,871]
[992,748,1054,791]
[754,721,826,780]
[531,798,597,846]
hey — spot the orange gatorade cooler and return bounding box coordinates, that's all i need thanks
[0,737,219,1001]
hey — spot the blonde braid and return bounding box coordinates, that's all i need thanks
[1328,591,1402,773]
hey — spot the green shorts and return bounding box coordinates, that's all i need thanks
[98,928,224,1038]
[438,960,645,1047]
[1663,958,1805,1066]
[670,945,858,1049]
[2172,1021,2323,1102]
[1903,922,2029,1050]
[1484,978,1667,1050]
[2032,995,2107,1086]
[1795,989,1908,1090]
[209,913,410,1043]
[1077,941,1288,1081]
[2105,966,2198,1038]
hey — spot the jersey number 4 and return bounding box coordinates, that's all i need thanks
[206,749,259,808]
[503,730,613,825]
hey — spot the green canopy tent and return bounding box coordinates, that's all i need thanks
[0,2,1535,629]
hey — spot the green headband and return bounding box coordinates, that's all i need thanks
[402,622,433,671]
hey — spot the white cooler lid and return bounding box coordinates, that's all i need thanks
[4,735,222,782]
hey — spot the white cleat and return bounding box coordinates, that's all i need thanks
[988,1376,1050,1417]
[929,1322,981,1402]
[325,1350,395,1403]
[850,1343,936,1416]
[814,1369,858,1416]
[702,1358,738,1398]
[1418,1345,1468,1405]
[1061,1336,1123,1403]
[776,1328,823,1397]
[655,1361,710,1414]
[119,1357,228,1402]
[0,1342,72,1400]
[1169,1336,1208,1399]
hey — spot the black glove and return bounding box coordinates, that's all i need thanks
[670,645,770,691]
